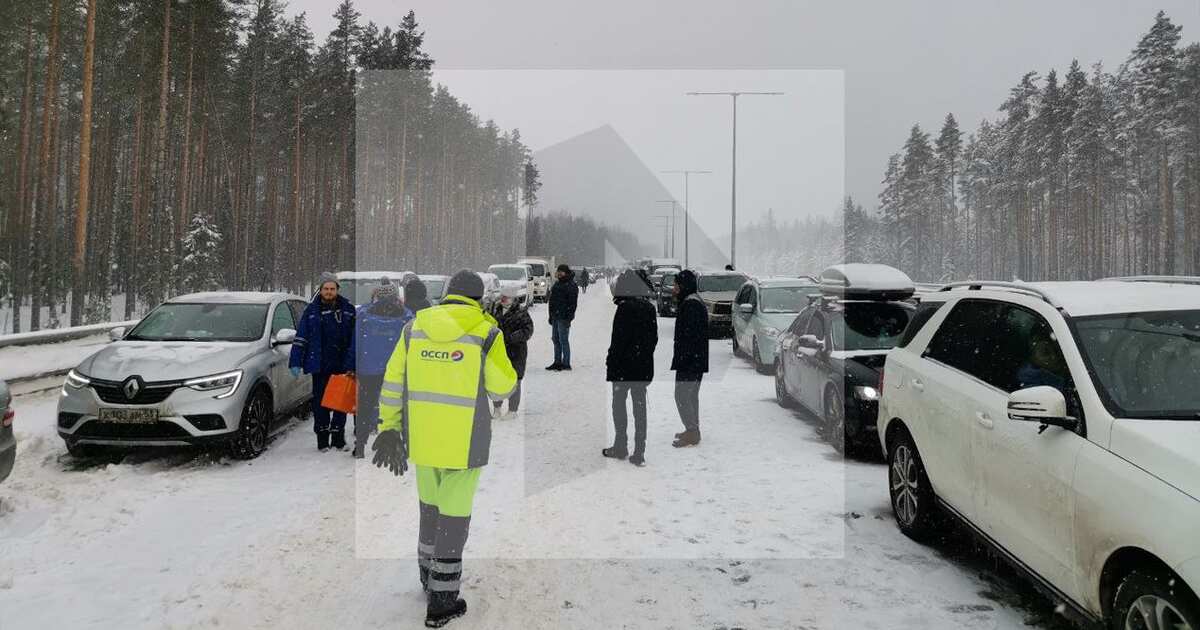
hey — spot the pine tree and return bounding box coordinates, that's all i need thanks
[180,214,224,293]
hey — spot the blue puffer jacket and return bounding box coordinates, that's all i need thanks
[289,294,356,375]
[352,301,414,376]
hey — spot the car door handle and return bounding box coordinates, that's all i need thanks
[975,412,994,429]
[911,378,924,392]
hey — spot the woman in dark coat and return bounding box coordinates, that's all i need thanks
[489,292,534,416]
[603,270,658,466]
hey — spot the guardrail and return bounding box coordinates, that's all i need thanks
[0,320,136,350]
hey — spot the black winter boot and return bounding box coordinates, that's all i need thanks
[425,591,467,628]
[601,445,628,460]
[316,431,330,452]
[672,430,701,448]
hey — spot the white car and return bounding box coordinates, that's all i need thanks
[475,272,503,310]
[877,278,1200,629]
[488,264,535,306]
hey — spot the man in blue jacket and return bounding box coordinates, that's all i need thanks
[546,264,578,371]
[350,278,413,458]
[290,272,357,452]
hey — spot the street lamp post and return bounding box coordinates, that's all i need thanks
[661,169,711,268]
[686,91,783,269]
[656,199,677,257]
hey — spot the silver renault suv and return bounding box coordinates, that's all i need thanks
[57,292,312,459]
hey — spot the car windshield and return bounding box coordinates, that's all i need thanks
[424,279,447,299]
[661,274,676,287]
[832,302,912,351]
[699,275,748,293]
[340,278,393,304]
[491,267,528,281]
[126,303,267,342]
[760,287,819,313]
[525,263,546,277]
[1073,310,1200,419]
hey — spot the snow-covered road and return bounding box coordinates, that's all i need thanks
[0,287,1070,629]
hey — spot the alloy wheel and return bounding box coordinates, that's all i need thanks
[891,444,920,527]
[1125,595,1194,630]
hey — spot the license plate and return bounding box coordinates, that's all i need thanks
[99,408,158,424]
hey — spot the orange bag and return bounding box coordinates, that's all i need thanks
[320,373,358,414]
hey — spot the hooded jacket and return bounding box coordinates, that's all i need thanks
[548,269,579,322]
[289,293,356,375]
[489,301,534,378]
[351,300,414,376]
[671,270,709,374]
[378,295,517,469]
[606,271,658,382]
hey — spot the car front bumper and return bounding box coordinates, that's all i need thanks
[57,379,250,446]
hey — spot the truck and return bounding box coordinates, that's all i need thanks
[516,256,556,303]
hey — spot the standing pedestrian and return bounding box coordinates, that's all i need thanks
[351,278,414,458]
[578,266,591,294]
[290,272,357,452]
[488,291,533,418]
[546,264,578,371]
[373,269,518,628]
[602,270,658,466]
[405,276,434,313]
[671,270,708,447]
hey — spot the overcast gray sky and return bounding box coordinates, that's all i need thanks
[290,0,1198,232]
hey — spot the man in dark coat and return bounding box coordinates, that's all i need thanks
[546,264,579,371]
[578,267,591,294]
[603,270,658,466]
[489,292,534,417]
[404,276,433,313]
[290,272,357,451]
[671,269,708,447]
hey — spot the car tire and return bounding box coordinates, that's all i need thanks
[229,388,272,460]
[752,338,772,375]
[887,428,942,542]
[1110,569,1200,630]
[775,358,796,408]
[824,386,848,454]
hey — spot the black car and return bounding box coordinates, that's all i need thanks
[656,269,679,317]
[774,265,915,455]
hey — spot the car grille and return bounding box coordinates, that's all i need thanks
[712,302,732,315]
[74,420,191,439]
[90,378,181,405]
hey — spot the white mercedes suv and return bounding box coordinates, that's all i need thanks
[877,278,1200,629]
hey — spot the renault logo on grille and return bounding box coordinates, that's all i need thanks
[123,377,143,400]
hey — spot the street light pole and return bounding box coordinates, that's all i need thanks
[656,199,677,257]
[686,91,783,269]
[661,169,711,269]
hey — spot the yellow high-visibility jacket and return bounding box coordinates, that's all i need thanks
[378,295,517,469]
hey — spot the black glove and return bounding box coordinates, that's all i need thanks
[372,430,408,477]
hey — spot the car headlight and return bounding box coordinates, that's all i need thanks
[184,370,243,399]
[65,369,91,389]
[762,327,781,338]
[853,385,879,401]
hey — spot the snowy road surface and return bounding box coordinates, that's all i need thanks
[0,287,1070,629]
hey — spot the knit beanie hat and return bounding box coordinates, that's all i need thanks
[446,269,485,301]
[375,277,399,303]
[319,271,339,288]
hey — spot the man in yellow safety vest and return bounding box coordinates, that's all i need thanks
[372,269,517,628]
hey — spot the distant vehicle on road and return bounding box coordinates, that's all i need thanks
[648,258,681,274]
[694,270,751,338]
[732,276,821,374]
[774,264,915,454]
[418,274,450,305]
[517,256,555,302]
[1,378,13,484]
[656,269,681,317]
[57,292,312,460]
[879,277,1200,629]
[476,272,503,309]
[488,264,535,306]
[336,270,414,306]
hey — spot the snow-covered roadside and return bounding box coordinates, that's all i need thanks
[0,334,110,382]
[0,286,1052,629]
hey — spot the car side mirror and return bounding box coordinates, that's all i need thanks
[796,334,824,351]
[109,326,127,342]
[738,303,754,314]
[1008,386,1078,431]
[272,328,297,347]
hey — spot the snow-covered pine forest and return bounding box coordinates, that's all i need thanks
[842,11,1200,283]
[0,1,537,333]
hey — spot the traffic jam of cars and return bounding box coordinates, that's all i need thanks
[651,263,1200,630]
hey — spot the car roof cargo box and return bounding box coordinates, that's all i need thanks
[819,264,915,301]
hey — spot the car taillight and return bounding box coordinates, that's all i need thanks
[2,408,13,427]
